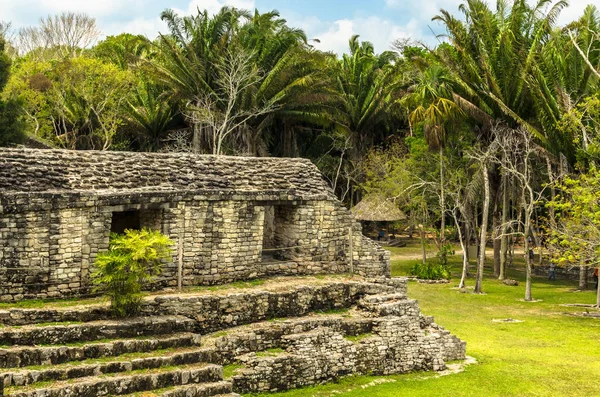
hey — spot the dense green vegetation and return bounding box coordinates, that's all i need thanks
[249,255,600,397]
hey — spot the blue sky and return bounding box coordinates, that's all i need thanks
[0,0,595,55]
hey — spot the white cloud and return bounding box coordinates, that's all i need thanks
[177,0,255,16]
[306,16,420,55]
[36,0,135,16]
[102,17,167,40]
[0,0,141,22]
[557,1,595,26]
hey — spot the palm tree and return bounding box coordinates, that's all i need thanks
[247,46,333,157]
[434,0,568,298]
[434,0,568,139]
[151,7,250,152]
[127,80,177,151]
[335,36,403,154]
[404,63,464,247]
[321,35,406,202]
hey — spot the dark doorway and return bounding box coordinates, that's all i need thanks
[111,210,141,234]
[261,204,296,261]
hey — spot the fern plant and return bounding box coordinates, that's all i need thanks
[92,228,174,317]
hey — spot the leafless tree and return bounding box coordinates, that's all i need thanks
[162,129,194,153]
[0,21,10,37]
[16,12,100,59]
[467,136,497,294]
[186,48,276,155]
[492,127,557,301]
[444,168,479,289]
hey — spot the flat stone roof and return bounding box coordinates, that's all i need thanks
[0,148,335,199]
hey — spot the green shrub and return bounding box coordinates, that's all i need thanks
[436,243,456,267]
[410,261,451,280]
[92,228,174,317]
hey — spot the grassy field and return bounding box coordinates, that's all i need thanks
[250,253,600,397]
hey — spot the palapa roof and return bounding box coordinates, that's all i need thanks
[351,195,407,222]
[0,148,335,200]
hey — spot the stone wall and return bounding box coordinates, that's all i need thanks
[534,265,596,283]
[229,294,465,393]
[0,191,390,301]
[0,280,396,327]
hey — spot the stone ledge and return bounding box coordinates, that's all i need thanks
[6,363,223,397]
[0,315,195,346]
[0,279,407,327]
[0,333,202,369]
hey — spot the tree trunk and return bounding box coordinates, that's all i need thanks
[474,200,479,277]
[579,261,588,291]
[493,207,501,278]
[455,215,469,289]
[499,172,509,280]
[420,226,427,265]
[490,167,502,278]
[596,270,600,308]
[439,147,445,246]
[282,120,298,157]
[546,155,556,227]
[475,162,490,294]
[524,213,533,302]
[465,218,471,276]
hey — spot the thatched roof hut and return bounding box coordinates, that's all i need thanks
[351,195,407,222]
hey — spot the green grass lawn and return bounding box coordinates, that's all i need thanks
[249,256,600,397]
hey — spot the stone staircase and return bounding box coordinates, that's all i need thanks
[0,316,237,397]
[0,277,466,396]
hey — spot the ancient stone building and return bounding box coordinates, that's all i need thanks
[0,148,389,301]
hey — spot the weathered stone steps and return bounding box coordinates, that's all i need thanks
[0,316,195,346]
[2,347,218,387]
[0,306,110,327]
[159,381,234,397]
[4,363,223,397]
[116,381,236,397]
[0,333,202,368]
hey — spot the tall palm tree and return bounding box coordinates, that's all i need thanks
[127,80,177,151]
[321,35,406,203]
[151,7,250,152]
[531,5,600,162]
[434,0,568,297]
[434,0,568,140]
[333,35,405,160]
[404,63,464,246]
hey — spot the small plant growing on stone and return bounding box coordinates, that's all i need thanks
[92,228,174,317]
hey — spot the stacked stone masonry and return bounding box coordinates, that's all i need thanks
[0,278,466,396]
[0,149,389,300]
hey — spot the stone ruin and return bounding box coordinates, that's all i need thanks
[0,148,467,396]
[0,148,388,301]
[0,277,466,396]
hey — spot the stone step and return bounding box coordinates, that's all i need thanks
[0,333,202,368]
[117,381,234,397]
[358,293,419,316]
[161,381,233,397]
[2,347,218,387]
[4,363,223,397]
[0,315,195,346]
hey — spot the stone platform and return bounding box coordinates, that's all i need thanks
[0,276,465,396]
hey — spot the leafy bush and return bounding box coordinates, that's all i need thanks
[410,261,451,280]
[92,228,174,317]
[436,243,456,267]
